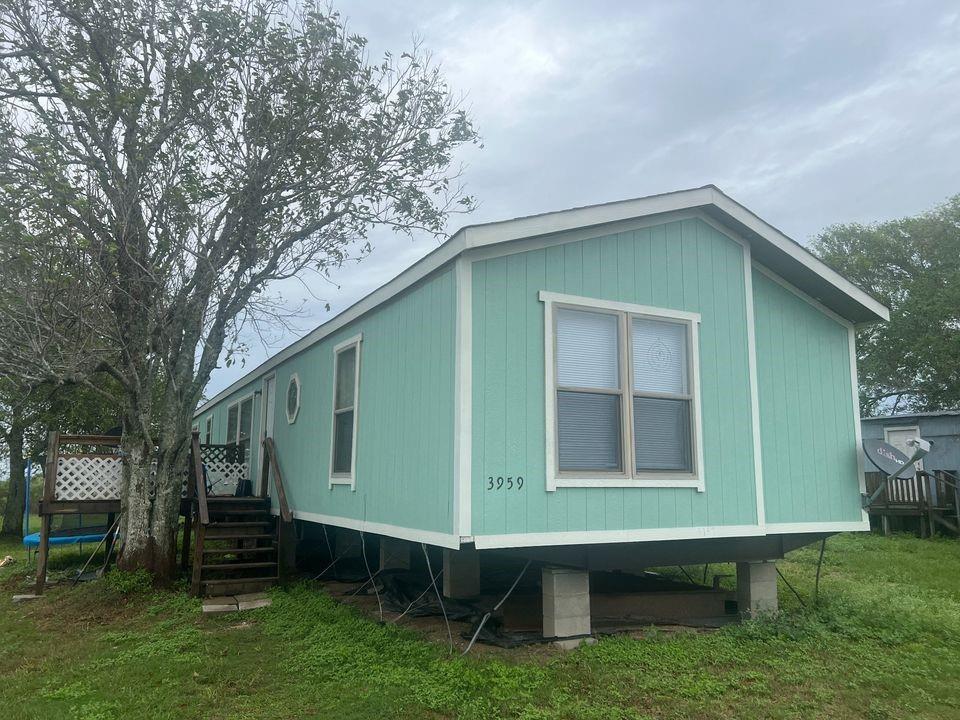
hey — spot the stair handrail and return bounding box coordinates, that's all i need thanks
[190,430,209,525]
[262,436,292,523]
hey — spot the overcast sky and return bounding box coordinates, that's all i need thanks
[205,0,960,397]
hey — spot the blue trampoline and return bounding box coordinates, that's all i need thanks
[23,526,109,548]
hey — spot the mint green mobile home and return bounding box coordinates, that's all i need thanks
[194,186,888,627]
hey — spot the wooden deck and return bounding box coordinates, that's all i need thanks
[865,470,960,536]
[34,431,292,595]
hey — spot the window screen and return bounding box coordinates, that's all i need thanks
[633,397,691,471]
[631,317,693,473]
[332,344,358,476]
[238,397,254,464]
[556,309,619,389]
[558,391,621,470]
[226,405,238,446]
[555,308,623,472]
[632,318,688,394]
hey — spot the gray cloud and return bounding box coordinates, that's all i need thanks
[205,0,960,395]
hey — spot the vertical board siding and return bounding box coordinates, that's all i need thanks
[200,266,457,535]
[471,218,759,536]
[753,269,862,524]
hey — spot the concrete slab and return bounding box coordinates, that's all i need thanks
[552,636,598,651]
[236,592,272,611]
[203,595,238,613]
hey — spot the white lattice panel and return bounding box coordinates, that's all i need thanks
[204,460,248,495]
[55,455,123,501]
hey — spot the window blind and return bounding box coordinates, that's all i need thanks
[631,317,688,394]
[556,308,619,389]
[633,397,692,471]
[333,410,354,474]
[558,391,622,471]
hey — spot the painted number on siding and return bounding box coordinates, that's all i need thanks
[486,476,524,490]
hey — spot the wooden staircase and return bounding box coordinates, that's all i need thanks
[183,433,293,597]
[191,497,280,596]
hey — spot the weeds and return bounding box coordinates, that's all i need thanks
[1,532,959,719]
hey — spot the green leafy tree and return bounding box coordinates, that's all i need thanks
[0,0,478,579]
[813,195,960,416]
[1,380,120,537]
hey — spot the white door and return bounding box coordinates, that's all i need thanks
[884,426,923,502]
[260,375,276,495]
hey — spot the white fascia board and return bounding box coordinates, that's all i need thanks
[473,524,766,550]
[196,237,465,416]
[706,188,889,322]
[472,520,869,549]
[272,508,462,549]
[459,186,716,250]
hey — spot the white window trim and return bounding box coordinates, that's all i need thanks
[329,333,362,489]
[286,372,301,424]
[225,392,255,446]
[204,416,213,445]
[540,291,705,492]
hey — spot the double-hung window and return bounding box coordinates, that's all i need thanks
[542,291,703,490]
[226,395,254,465]
[329,334,362,487]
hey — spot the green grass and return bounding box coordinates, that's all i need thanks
[2,532,960,719]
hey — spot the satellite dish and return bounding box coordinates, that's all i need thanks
[862,439,917,479]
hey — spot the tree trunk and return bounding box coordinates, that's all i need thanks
[115,428,187,583]
[1,418,26,537]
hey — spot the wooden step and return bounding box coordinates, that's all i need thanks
[201,561,278,571]
[201,576,278,595]
[202,532,275,541]
[202,546,276,556]
[209,508,273,517]
[205,522,272,538]
[207,521,272,529]
[206,498,272,512]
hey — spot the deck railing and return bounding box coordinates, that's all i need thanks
[261,437,292,523]
[43,433,123,506]
[865,470,959,510]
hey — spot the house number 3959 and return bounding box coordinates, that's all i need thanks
[487,476,524,490]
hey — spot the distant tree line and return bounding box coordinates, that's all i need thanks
[813,194,960,417]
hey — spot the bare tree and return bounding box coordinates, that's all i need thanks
[0,0,478,579]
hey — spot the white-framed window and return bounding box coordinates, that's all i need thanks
[540,291,704,491]
[204,416,212,445]
[329,334,362,488]
[226,394,255,465]
[286,372,301,424]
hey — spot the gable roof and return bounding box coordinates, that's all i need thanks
[196,185,889,415]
